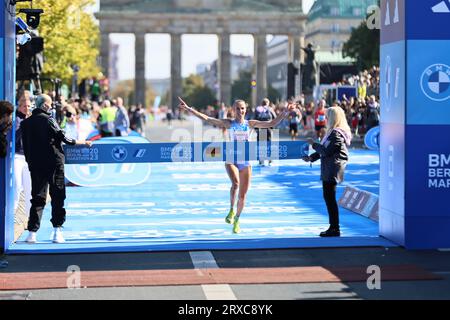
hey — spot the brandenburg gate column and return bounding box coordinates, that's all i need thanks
[254,34,268,105]
[100,32,110,77]
[288,35,302,98]
[171,33,182,111]
[135,33,146,106]
[218,33,232,106]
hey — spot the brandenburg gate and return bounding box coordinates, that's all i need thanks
[96,0,306,108]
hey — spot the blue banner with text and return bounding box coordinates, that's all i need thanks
[64,141,310,165]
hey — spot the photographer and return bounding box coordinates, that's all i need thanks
[0,100,14,158]
[21,94,92,244]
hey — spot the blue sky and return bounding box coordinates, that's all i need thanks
[92,0,315,80]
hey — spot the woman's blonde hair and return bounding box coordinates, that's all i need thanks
[326,106,352,137]
[233,100,246,108]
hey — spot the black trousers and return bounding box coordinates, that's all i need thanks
[27,164,66,232]
[256,128,272,163]
[256,128,272,142]
[322,181,339,229]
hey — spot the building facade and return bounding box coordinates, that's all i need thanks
[108,42,120,89]
[306,0,378,59]
[267,36,289,100]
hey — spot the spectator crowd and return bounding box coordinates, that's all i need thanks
[187,66,380,142]
[13,90,151,142]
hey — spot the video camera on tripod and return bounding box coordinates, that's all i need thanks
[14,1,44,84]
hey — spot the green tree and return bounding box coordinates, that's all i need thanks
[342,21,380,71]
[268,86,281,103]
[17,0,100,84]
[182,74,216,109]
[232,71,252,103]
[232,71,281,105]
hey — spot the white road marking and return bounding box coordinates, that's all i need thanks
[201,284,237,300]
[189,251,237,300]
[189,251,219,269]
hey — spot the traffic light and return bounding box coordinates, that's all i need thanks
[287,62,299,99]
[16,36,44,81]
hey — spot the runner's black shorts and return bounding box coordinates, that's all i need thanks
[290,123,298,134]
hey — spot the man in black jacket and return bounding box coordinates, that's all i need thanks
[21,94,92,243]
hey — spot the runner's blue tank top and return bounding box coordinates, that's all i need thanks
[228,120,251,170]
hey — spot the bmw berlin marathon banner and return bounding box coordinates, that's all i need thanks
[63,139,309,189]
[64,141,310,165]
[380,0,450,248]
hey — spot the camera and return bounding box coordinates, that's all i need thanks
[18,9,44,30]
[15,17,33,45]
[10,1,44,29]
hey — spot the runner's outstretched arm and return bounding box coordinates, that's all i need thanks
[178,97,230,129]
[249,103,294,129]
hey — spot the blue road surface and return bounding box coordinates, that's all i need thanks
[9,150,395,253]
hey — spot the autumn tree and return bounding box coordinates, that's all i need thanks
[232,71,252,103]
[232,71,281,105]
[17,0,100,84]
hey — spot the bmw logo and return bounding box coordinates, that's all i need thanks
[421,64,450,101]
[111,146,128,162]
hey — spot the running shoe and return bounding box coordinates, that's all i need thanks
[233,219,241,234]
[225,208,236,224]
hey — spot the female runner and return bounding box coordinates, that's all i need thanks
[178,97,292,233]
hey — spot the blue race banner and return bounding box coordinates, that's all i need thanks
[380,0,405,45]
[380,40,406,125]
[64,140,310,165]
[407,40,450,125]
[406,0,450,40]
[381,0,450,249]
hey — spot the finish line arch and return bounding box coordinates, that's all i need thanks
[2,0,450,252]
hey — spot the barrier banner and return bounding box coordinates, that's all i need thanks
[338,187,379,222]
[64,140,310,165]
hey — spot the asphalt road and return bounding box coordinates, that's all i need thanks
[1,248,450,300]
